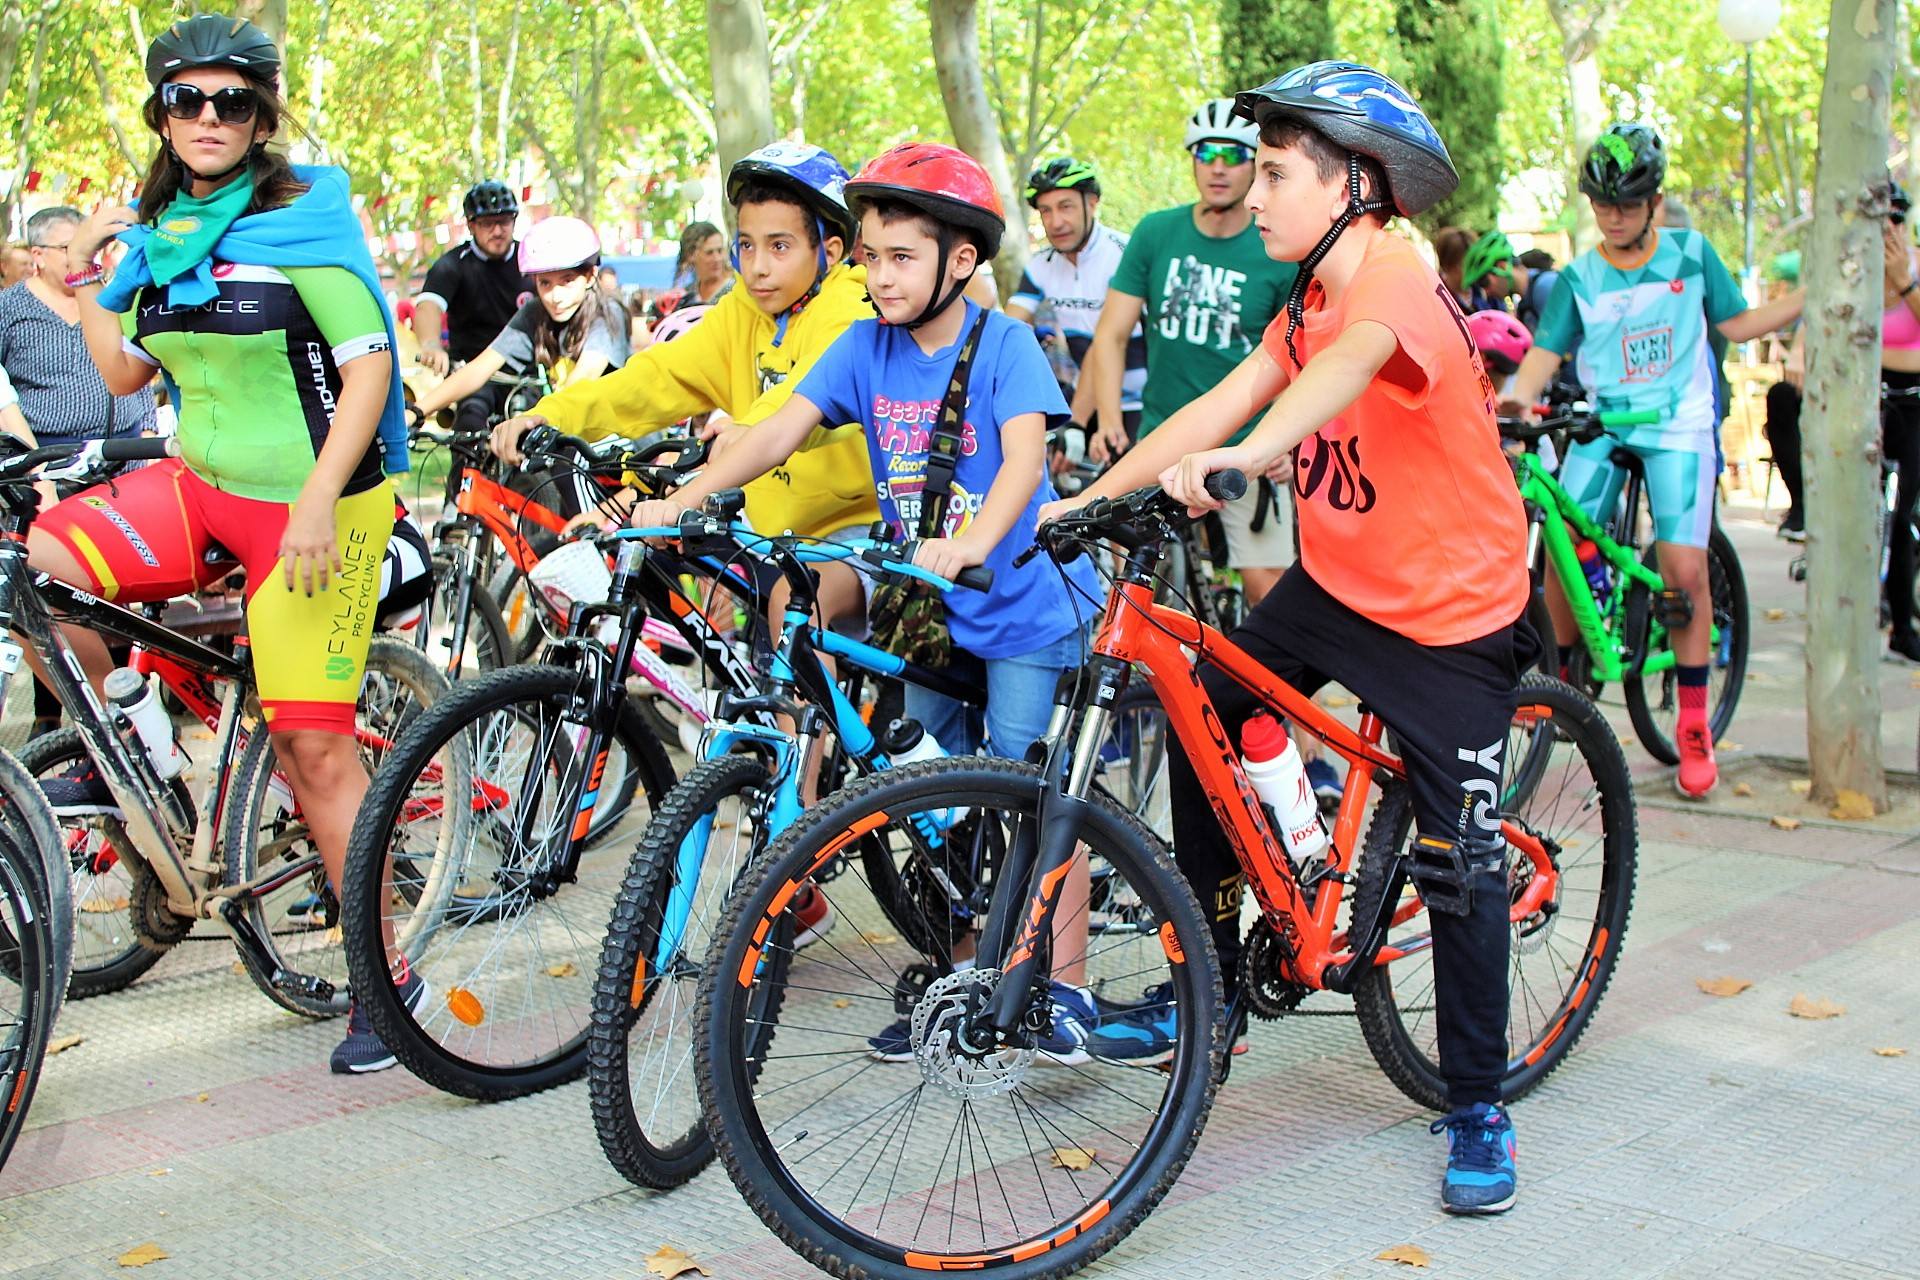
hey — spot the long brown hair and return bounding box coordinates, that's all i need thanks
[531,277,624,370]
[136,68,310,221]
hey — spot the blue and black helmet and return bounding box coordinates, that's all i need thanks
[726,141,858,247]
[1231,61,1458,218]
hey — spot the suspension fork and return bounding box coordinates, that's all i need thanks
[979,655,1127,1037]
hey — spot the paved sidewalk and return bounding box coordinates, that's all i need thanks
[3,498,1916,1279]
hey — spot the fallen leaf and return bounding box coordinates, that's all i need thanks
[859,932,899,945]
[1769,815,1802,831]
[231,961,247,976]
[147,1168,170,1177]
[1763,608,1787,622]
[1716,740,1741,752]
[194,1093,209,1103]
[1911,670,1920,689]
[1788,993,1846,1020]
[1696,976,1753,998]
[1732,782,1753,797]
[323,926,343,945]
[1050,1146,1096,1170]
[546,962,577,979]
[1829,790,1876,821]
[1322,694,1357,708]
[1377,1244,1431,1268]
[644,1245,712,1278]
[47,1034,83,1056]
[79,896,131,914]
[117,1244,169,1268]
[1874,1047,1907,1057]
[831,998,851,1009]
[1789,779,1812,795]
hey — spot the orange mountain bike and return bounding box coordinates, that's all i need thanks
[694,472,1636,1280]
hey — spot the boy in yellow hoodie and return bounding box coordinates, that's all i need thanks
[493,141,878,630]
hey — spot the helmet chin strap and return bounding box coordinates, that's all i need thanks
[883,225,974,331]
[1064,194,1096,256]
[1623,201,1657,252]
[1280,154,1390,367]
[754,216,838,349]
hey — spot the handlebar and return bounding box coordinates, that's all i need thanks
[1495,406,1661,446]
[0,435,179,486]
[1022,468,1245,566]
[612,518,993,596]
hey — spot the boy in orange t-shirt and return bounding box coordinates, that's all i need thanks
[1042,62,1532,1215]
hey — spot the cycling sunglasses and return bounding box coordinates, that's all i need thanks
[1190,142,1254,167]
[160,83,261,126]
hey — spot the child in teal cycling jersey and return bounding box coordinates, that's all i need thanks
[1504,123,1803,798]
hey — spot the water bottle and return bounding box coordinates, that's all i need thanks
[103,667,185,781]
[884,718,949,768]
[1240,714,1327,861]
[1574,539,1611,603]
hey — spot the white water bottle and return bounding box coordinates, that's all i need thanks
[1240,714,1327,861]
[885,718,949,768]
[104,667,185,781]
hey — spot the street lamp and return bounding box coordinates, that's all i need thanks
[1719,0,1783,299]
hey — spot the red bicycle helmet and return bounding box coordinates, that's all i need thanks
[1467,308,1532,376]
[845,143,1004,329]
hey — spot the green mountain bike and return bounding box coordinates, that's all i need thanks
[1504,408,1749,764]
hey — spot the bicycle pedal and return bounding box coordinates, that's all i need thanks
[1653,589,1694,629]
[274,973,335,1003]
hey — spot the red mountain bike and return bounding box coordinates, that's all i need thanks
[694,473,1637,1279]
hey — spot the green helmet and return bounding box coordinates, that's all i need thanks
[1462,230,1517,288]
[1580,123,1666,203]
[1025,157,1100,208]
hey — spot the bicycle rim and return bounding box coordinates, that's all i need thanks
[698,758,1220,1280]
[1624,529,1748,764]
[0,820,55,1174]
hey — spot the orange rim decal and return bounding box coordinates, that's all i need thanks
[1158,921,1185,965]
[802,810,890,879]
[627,952,647,1008]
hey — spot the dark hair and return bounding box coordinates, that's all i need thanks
[1432,226,1474,273]
[732,180,824,248]
[1257,116,1391,225]
[1518,247,1555,272]
[138,67,309,221]
[674,221,722,276]
[853,197,986,258]
[531,279,623,370]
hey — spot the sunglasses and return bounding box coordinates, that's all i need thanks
[1191,142,1254,167]
[160,83,260,126]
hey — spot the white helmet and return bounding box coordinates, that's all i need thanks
[1184,97,1259,151]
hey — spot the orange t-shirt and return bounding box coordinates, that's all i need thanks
[1262,228,1528,647]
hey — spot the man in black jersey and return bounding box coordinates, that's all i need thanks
[412,180,530,432]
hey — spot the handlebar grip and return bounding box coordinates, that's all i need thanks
[953,565,994,593]
[100,437,180,462]
[1205,468,1247,502]
[1595,409,1662,428]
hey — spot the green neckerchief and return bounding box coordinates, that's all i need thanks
[146,173,253,287]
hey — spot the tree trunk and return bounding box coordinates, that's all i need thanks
[88,49,143,173]
[0,2,26,112]
[1546,0,1630,254]
[929,0,1026,298]
[706,0,776,231]
[1802,0,1896,809]
[466,0,486,176]
[493,0,523,173]
[235,0,288,72]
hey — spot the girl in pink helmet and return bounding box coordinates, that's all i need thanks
[407,215,630,423]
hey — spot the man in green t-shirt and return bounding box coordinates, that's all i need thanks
[1083,97,1300,605]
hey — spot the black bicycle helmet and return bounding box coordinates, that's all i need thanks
[464,180,520,222]
[145,14,279,89]
[1892,178,1910,226]
[1025,157,1101,208]
[1579,124,1666,203]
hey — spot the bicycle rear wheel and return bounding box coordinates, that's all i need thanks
[0,748,71,1019]
[1350,675,1636,1110]
[426,552,513,677]
[340,663,674,1099]
[698,757,1221,1280]
[1623,525,1748,764]
[588,753,789,1189]
[0,817,56,1175]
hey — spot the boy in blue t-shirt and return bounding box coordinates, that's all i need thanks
[1504,122,1802,799]
[630,141,1104,1062]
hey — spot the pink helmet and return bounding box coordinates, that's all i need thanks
[518,216,600,275]
[649,301,713,344]
[1467,308,1532,376]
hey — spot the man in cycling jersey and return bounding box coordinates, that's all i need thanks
[1084,98,1297,606]
[413,180,531,432]
[1005,158,1146,453]
[1503,123,1803,797]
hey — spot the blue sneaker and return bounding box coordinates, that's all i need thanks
[1086,981,1178,1063]
[868,1017,914,1063]
[1035,980,1098,1066]
[1304,756,1343,809]
[330,966,429,1075]
[1431,1102,1518,1214]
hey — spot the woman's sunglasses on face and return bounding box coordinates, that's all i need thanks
[1191,142,1254,167]
[160,83,260,126]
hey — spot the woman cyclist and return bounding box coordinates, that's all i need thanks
[669,219,730,306]
[405,216,629,426]
[42,15,417,1074]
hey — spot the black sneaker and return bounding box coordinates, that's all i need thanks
[330,967,430,1074]
[1890,632,1920,664]
[1777,514,1806,543]
[40,759,121,818]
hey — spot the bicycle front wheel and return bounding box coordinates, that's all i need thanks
[698,756,1221,1280]
[0,816,56,1174]
[1351,675,1637,1110]
[340,663,674,1099]
[1623,525,1748,764]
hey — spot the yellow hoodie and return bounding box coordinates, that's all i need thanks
[528,262,878,538]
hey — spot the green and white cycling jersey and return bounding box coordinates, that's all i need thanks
[120,262,389,504]
[1533,228,1746,444]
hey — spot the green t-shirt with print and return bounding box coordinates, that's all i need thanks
[1111,204,1297,444]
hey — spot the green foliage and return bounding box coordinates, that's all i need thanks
[1390,0,1502,234]
[1220,0,1333,95]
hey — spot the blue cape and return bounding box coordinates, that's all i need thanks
[97,165,408,477]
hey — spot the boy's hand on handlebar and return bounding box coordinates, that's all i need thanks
[1036,492,1093,528]
[1161,447,1254,517]
[913,534,987,583]
[628,498,688,537]
[490,414,546,463]
[1497,397,1541,420]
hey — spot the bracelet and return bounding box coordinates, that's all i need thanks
[64,264,104,289]
[1902,280,1918,297]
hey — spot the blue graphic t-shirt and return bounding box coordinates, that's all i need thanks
[1533,229,1746,443]
[797,302,1098,659]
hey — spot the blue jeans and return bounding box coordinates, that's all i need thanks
[906,629,1088,761]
